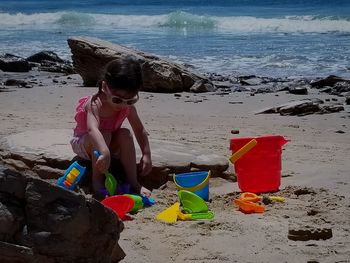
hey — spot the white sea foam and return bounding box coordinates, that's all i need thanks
[216,15,350,33]
[1,11,350,33]
[0,12,60,26]
[177,52,350,78]
[0,11,166,28]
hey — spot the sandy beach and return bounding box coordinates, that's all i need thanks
[1,70,350,262]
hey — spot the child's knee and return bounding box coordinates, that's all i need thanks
[110,128,134,151]
[116,128,133,141]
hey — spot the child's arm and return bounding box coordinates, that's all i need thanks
[86,99,110,173]
[127,106,152,176]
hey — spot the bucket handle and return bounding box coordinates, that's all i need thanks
[229,139,257,164]
[173,171,211,192]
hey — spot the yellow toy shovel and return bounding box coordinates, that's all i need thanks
[156,202,180,223]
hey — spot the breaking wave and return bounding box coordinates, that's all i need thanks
[1,11,350,33]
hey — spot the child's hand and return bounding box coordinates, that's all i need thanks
[138,154,152,177]
[140,186,151,197]
[95,153,110,174]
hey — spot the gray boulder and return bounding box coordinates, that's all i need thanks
[67,36,215,93]
[255,99,344,116]
[310,75,349,88]
[0,169,125,262]
[0,54,30,72]
[27,51,65,64]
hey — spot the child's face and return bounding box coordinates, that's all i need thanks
[102,81,139,108]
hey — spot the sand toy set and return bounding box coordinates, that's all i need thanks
[156,190,215,223]
[57,135,289,220]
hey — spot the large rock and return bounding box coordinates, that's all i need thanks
[27,51,65,64]
[67,36,215,93]
[0,169,125,262]
[255,99,344,116]
[310,75,350,96]
[310,75,350,88]
[26,51,74,74]
[0,129,229,190]
[0,54,30,73]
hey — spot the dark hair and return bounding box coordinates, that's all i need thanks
[90,56,143,121]
[99,55,143,94]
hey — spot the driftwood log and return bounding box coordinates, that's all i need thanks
[67,36,215,93]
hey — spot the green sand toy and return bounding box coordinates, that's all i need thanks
[94,150,117,196]
[177,210,215,220]
[178,190,209,214]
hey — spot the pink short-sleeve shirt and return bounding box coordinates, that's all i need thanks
[73,96,130,137]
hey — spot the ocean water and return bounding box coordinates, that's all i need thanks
[1,0,350,78]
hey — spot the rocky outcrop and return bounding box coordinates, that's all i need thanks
[255,98,345,116]
[26,51,65,64]
[310,75,350,88]
[310,75,350,96]
[0,168,125,262]
[67,36,215,93]
[0,54,30,73]
[0,52,74,74]
[26,51,74,74]
[0,129,229,191]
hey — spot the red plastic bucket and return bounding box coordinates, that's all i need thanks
[230,135,289,193]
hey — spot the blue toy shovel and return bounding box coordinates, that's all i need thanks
[94,150,117,196]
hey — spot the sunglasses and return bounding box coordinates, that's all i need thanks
[110,93,139,105]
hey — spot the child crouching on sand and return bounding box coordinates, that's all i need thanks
[70,55,152,199]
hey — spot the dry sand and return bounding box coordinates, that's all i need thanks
[0,71,350,262]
